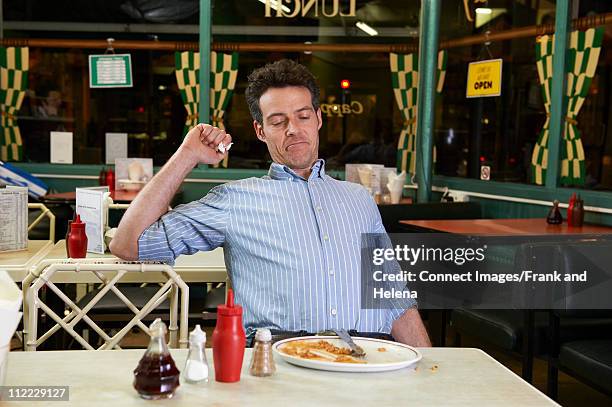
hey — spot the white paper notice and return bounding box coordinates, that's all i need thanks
[50,131,73,164]
[75,188,106,254]
[105,133,128,165]
[0,186,28,252]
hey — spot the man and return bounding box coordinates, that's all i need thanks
[110,59,430,346]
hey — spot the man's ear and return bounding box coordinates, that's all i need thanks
[316,108,323,130]
[253,120,266,142]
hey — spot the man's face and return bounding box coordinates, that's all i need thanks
[254,86,322,171]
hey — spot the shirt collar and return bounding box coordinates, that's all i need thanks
[267,159,327,181]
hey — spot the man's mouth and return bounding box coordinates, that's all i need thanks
[285,141,308,151]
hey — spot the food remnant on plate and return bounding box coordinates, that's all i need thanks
[377,347,387,352]
[430,365,439,372]
[280,340,366,364]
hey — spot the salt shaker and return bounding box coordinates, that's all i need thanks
[183,325,209,384]
[249,328,276,377]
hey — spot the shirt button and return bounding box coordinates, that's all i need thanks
[331,308,337,316]
[329,269,335,276]
[323,235,329,241]
[316,206,323,211]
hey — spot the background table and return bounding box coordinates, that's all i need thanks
[3,347,558,406]
[42,190,139,204]
[400,218,612,235]
[16,240,228,284]
[1,240,54,281]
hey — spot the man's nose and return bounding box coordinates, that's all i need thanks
[286,117,298,136]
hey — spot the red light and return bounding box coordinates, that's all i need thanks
[479,156,486,162]
[137,106,145,113]
[340,79,350,89]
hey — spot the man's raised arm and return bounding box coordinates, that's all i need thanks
[109,124,232,260]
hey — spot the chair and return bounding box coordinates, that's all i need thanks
[22,258,189,351]
[27,203,56,241]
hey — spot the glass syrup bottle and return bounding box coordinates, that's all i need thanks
[133,318,180,400]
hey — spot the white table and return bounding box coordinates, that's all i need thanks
[1,240,54,281]
[20,240,228,284]
[3,348,558,406]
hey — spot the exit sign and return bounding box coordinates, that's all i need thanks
[89,54,133,88]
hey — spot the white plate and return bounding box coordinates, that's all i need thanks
[273,336,422,373]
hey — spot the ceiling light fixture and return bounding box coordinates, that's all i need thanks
[258,0,291,14]
[475,8,492,15]
[356,21,378,37]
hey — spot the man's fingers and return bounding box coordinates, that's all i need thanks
[198,124,214,141]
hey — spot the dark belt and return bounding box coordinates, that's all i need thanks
[247,329,394,347]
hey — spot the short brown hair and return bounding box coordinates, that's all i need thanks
[245,59,320,124]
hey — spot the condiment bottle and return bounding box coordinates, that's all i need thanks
[546,200,563,225]
[249,328,276,377]
[212,289,246,383]
[183,325,209,384]
[67,214,88,258]
[133,318,180,400]
[567,193,577,226]
[65,212,76,256]
[99,167,107,186]
[105,167,115,193]
[573,194,584,227]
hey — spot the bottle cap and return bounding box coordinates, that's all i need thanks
[72,214,85,228]
[255,328,272,342]
[149,318,167,335]
[217,289,242,316]
[189,324,206,344]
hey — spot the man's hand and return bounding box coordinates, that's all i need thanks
[179,124,233,166]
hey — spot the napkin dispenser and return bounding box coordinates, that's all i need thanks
[0,270,22,385]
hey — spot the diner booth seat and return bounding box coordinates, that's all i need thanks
[378,201,482,233]
[377,201,482,345]
[545,240,612,399]
[452,238,612,385]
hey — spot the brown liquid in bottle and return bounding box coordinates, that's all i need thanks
[133,319,180,399]
[133,353,180,399]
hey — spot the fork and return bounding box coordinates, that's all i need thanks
[333,329,366,358]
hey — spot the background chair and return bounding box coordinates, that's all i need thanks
[22,258,189,351]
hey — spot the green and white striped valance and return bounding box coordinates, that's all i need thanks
[175,51,239,168]
[531,27,603,186]
[390,50,447,175]
[0,47,28,161]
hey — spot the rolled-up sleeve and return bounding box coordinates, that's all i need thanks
[137,185,230,264]
[367,192,417,329]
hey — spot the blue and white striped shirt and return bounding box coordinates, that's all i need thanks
[138,159,415,335]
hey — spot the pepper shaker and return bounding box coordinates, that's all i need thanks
[249,328,276,377]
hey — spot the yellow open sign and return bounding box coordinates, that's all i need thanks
[466,58,503,98]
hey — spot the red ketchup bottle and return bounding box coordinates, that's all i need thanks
[106,167,116,193]
[67,214,88,258]
[212,289,246,383]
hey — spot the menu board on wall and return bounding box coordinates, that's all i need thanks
[89,54,133,88]
[0,186,28,252]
